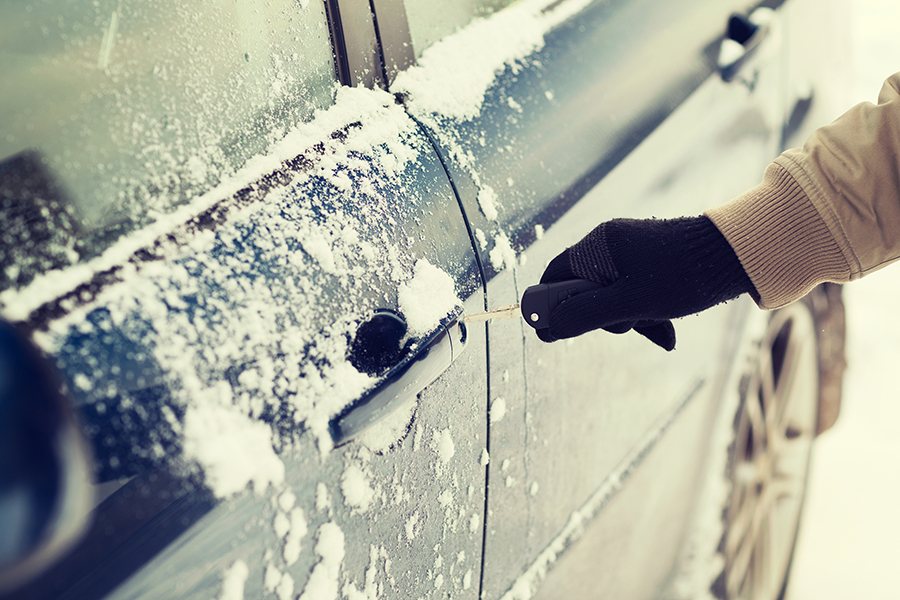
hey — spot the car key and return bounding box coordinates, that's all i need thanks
[462,279,603,329]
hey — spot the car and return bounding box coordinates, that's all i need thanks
[0,0,849,598]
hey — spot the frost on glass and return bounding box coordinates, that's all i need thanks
[0,0,335,291]
[403,0,515,57]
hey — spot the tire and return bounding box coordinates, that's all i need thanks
[807,283,846,435]
[716,298,820,600]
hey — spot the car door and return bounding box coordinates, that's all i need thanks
[0,1,489,599]
[385,0,788,598]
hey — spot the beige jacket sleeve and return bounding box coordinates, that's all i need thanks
[706,73,900,309]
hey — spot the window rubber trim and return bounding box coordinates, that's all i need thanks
[324,0,353,86]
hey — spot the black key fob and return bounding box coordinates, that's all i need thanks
[520,279,602,330]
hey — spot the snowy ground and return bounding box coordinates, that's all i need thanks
[783,1,900,597]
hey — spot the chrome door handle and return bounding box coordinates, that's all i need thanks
[718,12,771,83]
[330,317,468,446]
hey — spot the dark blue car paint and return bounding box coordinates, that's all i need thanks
[8,99,488,599]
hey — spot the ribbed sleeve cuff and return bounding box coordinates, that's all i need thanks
[704,163,852,309]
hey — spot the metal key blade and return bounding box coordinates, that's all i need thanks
[461,303,521,323]
[461,279,602,326]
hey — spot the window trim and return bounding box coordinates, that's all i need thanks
[324,0,386,88]
[370,0,415,85]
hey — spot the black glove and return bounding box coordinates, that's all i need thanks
[537,216,756,349]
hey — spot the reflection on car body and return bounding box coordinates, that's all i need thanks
[0,0,847,598]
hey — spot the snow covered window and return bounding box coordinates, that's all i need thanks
[402,0,515,58]
[0,0,336,290]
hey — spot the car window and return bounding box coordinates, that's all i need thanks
[402,0,515,57]
[0,0,336,292]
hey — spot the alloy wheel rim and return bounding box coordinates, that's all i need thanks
[725,304,819,600]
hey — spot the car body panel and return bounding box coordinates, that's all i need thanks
[5,89,489,600]
[516,61,785,598]
[393,0,787,597]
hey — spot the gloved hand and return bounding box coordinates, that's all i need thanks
[536,216,756,349]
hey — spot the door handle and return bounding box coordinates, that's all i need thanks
[718,11,771,84]
[330,316,468,446]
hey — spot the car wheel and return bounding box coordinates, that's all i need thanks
[721,300,819,600]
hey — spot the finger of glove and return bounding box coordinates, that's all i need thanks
[535,326,558,343]
[535,316,634,342]
[540,251,577,284]
[543,290,623,340]
[600,321,635,334]
[633,320,676,351]
[545,286,663,340]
